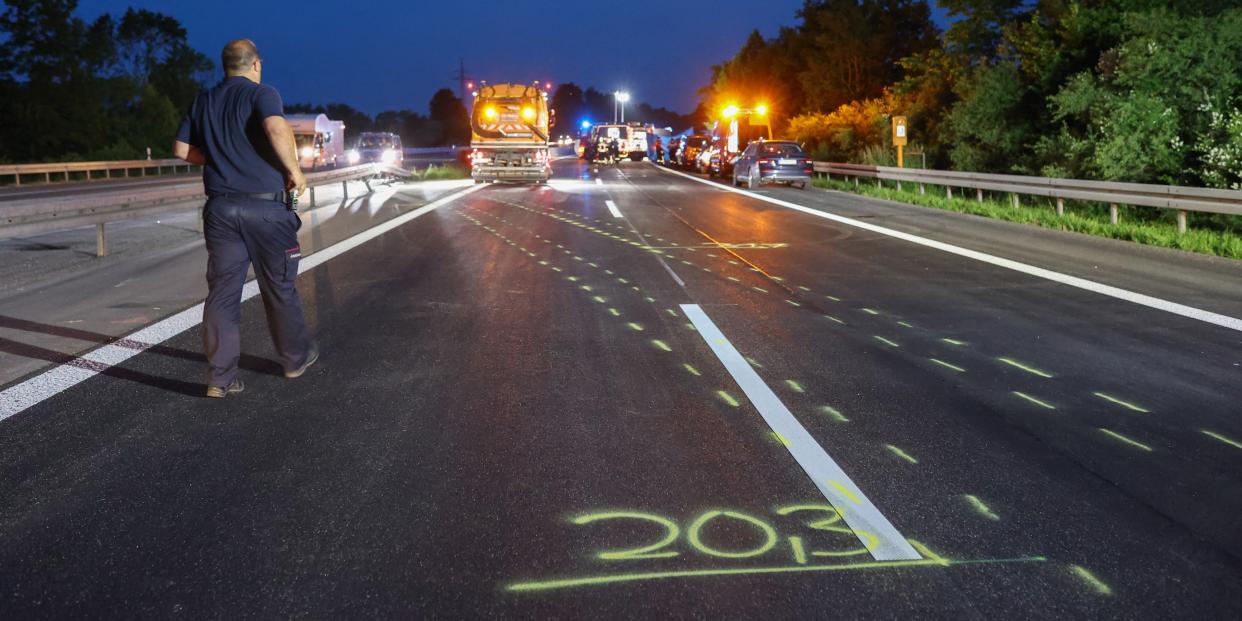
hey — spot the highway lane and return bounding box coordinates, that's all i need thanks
[0,157,1240,617]
[0,179,472,387]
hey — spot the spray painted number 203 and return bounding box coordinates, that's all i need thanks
[571,505,880,564]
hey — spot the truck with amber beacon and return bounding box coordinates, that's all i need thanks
[469,82,551,183]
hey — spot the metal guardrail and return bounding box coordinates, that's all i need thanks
[0,159,197,186]
[813,162,1242,234]
[0,163,411,257]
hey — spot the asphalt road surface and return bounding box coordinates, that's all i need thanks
[1,157,1240,618]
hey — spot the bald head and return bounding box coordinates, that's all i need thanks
[221,39,260,76]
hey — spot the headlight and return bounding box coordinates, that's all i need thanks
[346,150,361,164]
[484,106,497,119]
[522,107,536,121]
[380,149,397,163]
[299,146,314,158]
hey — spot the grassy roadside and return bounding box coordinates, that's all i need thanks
[811,176,1242,260]
[414,163,469,181]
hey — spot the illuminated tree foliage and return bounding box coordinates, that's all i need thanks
[704,0,1242,187]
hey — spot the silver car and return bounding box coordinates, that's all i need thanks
[732,140,813,189]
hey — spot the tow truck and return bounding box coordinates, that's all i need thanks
[714,103,772,177]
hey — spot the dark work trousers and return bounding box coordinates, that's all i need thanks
[202,196,312,387]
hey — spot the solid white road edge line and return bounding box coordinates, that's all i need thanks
[0,183,482,422]
[605,199,623,218]
[656,164,1242,334]
[680,303,921,561]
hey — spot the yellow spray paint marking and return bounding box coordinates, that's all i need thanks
[702,267,712,273]
[884,444,924,464]
[717,390,740,407]
[681,260,694,266]
[819,405,849,423]
[784,380,805,393]
[746,357,763,369]
[608,308,622,317]
[1012,391,1056,410]
[907,540,951,567]
[1099,428,1153,452]
[1201,429,1242,450]
[727,276,742,283]
[771,432,792,447]
[645,297,656,303]
[823,315,846,325]
[753,286,768,294]
[605,270,615,275]
[929,358,965,373]
[578,284,590,290]
[861,308,880,315]
[1093,392,1149,413]
[574,256,585,262]
[538,260,549,266]
[566,276,580,282]
[798,286,812,292]
[897,321,913,328]
[627,323,644,332]
[592,296,607,304]
[1069,565,1113,596]
[588,262,599,268]
[962,495,1000,521]
[827,480,861,504]
[786,300,802,307]
[683,363,701,376]
[552,267,562,272]
[941,338,968,346]
[685,322,697,332]
[617,278,629,284]
[771,276,785,282]
[651,339,672,352]
[873,336,900,347]
[997,357,1054,378]
[825,295,841,302]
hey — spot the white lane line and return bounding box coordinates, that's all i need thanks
[595,178,603,186]
[605,199,623,218]
[0,184,482,422]
[680,303,920,561]
[656,164,1242,334]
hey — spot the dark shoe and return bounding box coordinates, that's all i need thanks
[285,345,319,379]
[206,378,244,398]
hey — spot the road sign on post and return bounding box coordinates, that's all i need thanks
[892,116,908,168]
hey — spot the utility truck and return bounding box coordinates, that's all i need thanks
[469,82,551,183]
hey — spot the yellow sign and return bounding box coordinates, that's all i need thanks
[892,116,908,147]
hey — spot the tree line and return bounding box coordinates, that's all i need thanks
[285,88,471,150]
[0,1,473,164]
[702,0,1242,188]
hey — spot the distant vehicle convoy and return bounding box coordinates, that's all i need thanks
[347,132,403,166]
[287,113,345,170]
[469,82,552,183]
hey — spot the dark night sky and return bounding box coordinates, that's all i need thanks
[77,0,949,115]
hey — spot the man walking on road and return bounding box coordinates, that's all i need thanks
[173,39,318,398]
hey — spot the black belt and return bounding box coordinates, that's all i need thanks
[210,191,289,203]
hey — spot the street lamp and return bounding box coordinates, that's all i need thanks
[614,91,630,123]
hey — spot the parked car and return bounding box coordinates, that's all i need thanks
[731,140,813,189]
[679,135,710,169]
[696,138,725,176]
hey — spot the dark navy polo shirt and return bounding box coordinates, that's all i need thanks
[176,76,287,195]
